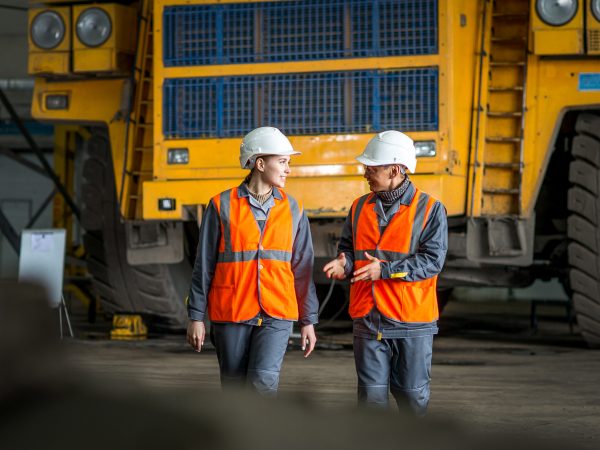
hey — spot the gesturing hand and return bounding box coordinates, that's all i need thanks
[351,252,382,283]
[323,253,347,280]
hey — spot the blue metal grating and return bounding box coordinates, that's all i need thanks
[163,69,438,139]
[163,0,438,66]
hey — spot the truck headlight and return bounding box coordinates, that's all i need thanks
[415,141,436,157]
[76,8,112,47]
[167,148,189,165]
[31,10,65,49]
[592,0,600,21]
[45,94,69,110]
[536,0,578,26]
[158,198,176,211]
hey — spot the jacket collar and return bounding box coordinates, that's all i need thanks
[367,181,416,206]
[237,182,283,200]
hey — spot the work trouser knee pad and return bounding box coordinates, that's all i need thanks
[357,385,389,408]
[390,383,430,417]
[247,369,280,396]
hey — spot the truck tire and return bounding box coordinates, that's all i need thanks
[568,113,600,347]
[81,129,189,331]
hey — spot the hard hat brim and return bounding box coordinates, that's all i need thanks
[243,150,301,169]
[258,150,301,157]
[356,154,416,173]
[356,154,381,166]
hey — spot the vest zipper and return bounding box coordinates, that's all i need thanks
[256,207,271,317]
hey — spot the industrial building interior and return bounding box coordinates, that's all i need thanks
[0,1,598,449]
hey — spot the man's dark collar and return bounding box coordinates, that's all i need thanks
[367,181,415,205]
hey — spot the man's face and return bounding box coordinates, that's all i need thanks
[363,164,393,192]
[258,155,291,188]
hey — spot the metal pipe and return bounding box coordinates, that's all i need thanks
[0,4,27,12]
[469,0,490,217]
[0,208,20,254]
[25,189,56,229]
[0,145,49,177]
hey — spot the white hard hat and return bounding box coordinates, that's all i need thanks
[356,130,417,173]
[239,127,300,169]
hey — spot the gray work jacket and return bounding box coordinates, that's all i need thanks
[338,181,448,339]
[187,183,319,327]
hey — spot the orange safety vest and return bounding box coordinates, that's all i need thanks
[349,187,439,322]
[208,188,302,322]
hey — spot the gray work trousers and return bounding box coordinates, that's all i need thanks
[354,334,433,416]
[210,319,292,396]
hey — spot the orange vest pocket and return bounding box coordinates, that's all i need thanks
[375,278,438,322]
[397,283,438,322]
[208,284,236,321]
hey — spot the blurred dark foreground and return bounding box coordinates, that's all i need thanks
[0,281,567,450]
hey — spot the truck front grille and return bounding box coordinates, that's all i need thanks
[163,0,438,66]
[163,68,438,139]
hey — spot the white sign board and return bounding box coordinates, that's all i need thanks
[18,229,66,308]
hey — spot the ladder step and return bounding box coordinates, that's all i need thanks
[489,85,524,92]
[483,188,520,195]
[135,146,153,152]
[491,37,527,44]
[136,123,154,128]
[135,70,152,78]
[484,162,523,169]
[487,111,523,117]
[492,13,528,19]
[490,61,526,66]
[125,171,149,178]
[486,136,522,143]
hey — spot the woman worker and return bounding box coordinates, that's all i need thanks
[186,126,319,396]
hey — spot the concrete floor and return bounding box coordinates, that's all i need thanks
[51,299,599,449]
[2,289,598,449]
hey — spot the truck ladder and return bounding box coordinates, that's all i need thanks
[472,0,529,217]
[120,0,154,220]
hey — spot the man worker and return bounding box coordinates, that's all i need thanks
[323,130,447,416]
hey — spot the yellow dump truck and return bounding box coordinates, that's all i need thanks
[27,0,600,344]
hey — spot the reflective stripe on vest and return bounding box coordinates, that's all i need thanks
[349,188,439,322]
[208,188,301,322]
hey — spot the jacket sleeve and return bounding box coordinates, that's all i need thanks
[187,200,220,322]
[380,201,448,282]
[291,211,319,326]
[337,210,355,277]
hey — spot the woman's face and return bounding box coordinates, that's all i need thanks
[257,155,291,188]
